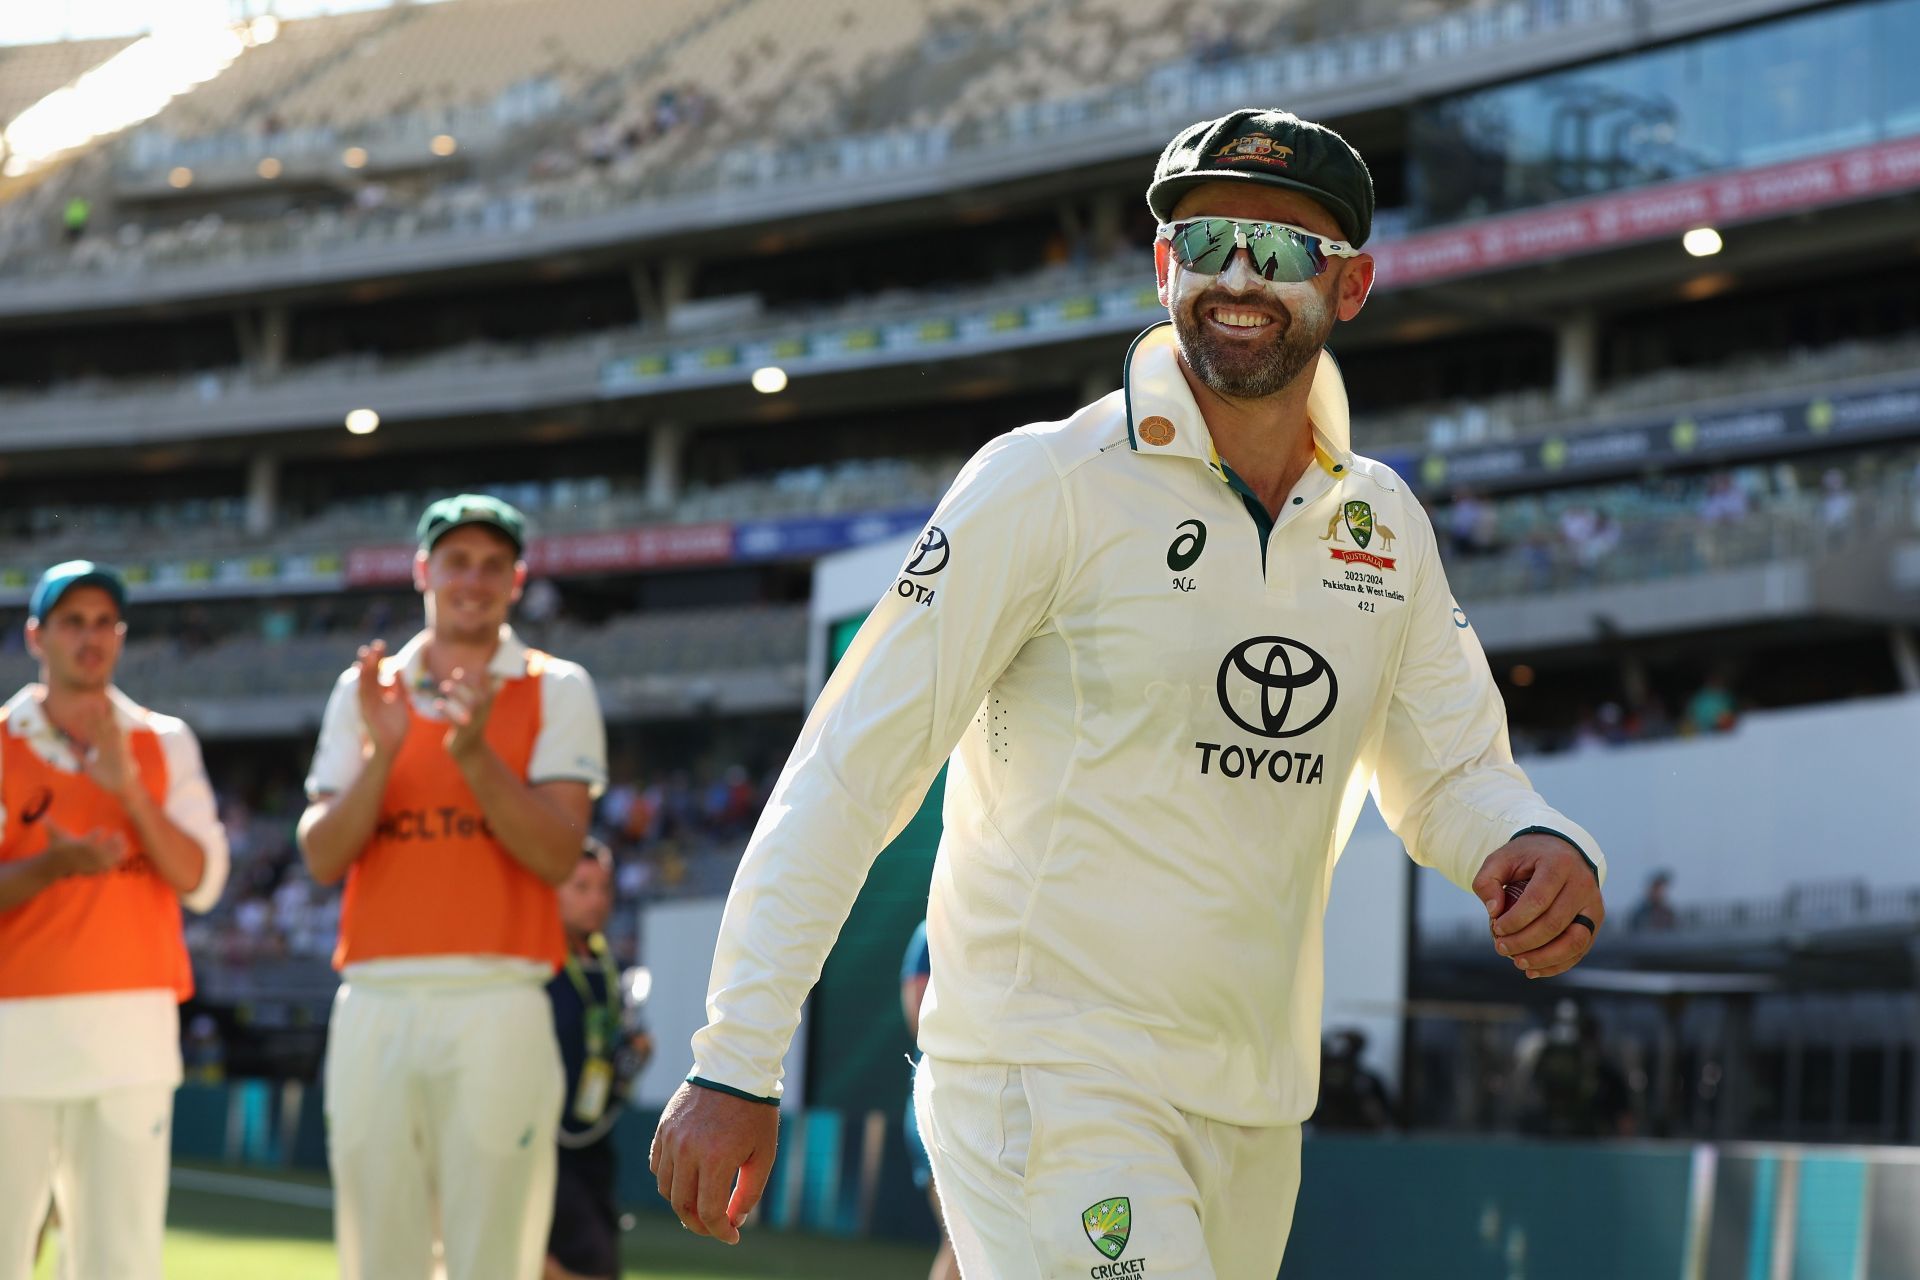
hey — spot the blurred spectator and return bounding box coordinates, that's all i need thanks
[899,921,958,1280]
[1570,702,1628,752]
[1629,871,1677,931]
[1568,710,1604,753]
[1819,468,1855,533]
[600,776,641,837]
[1625,694,1672,740]
[62,196,90,244]
[234,895,273,950]
[615,855,651,901]
[1445,490,1500,558]
[182,1014,226,1085]
[1519,528,1555,591]
[521,576,562,639]
[1516,1000,1630,1139]
[1558,506,1620,581]
[178,606,215,653]
[546,840,650,1280]
[1699,473,1749,523]
[1685,673,1738,735]
[523,580,561,621]
[359,597,394,637]
[1188,19,1240,64]
[260,600,296,643]
[1314,1030,1394,1130]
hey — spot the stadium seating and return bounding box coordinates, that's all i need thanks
[268,0,708,134]
[0,36,136,131]
[0,0,1571,280]
[1376,332,1920,451]
[111,604,808,708]
[0,456,962,570]
[140,10,397,141]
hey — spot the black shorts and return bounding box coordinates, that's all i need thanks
[549,1140,619,1277]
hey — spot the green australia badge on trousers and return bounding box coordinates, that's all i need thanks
[1083,1197,1131,1260]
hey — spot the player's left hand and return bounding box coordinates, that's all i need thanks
[1472,833,1604,979]
[435,667,500,762]
[72,702,140,800]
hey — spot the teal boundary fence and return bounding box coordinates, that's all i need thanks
[172,1082,1920,1278]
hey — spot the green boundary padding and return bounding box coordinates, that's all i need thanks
[1795,1157,1867,1280]
[173,1083,229,1162]
[1290,1136,1692,1277]
[799,608,945,1241]
[805,776,942,1115]
[1748,1156,1778,1280]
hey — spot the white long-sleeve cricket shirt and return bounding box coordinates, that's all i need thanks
[691,322,1603,1127]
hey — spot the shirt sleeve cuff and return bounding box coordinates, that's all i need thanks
[1510,824,1602,885]
[687,1075,780,1106]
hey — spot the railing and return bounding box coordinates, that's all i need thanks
[0,458,961,576]
[1444,488,1920,602]
[111,604,808,706]
[1432,879,1920,950]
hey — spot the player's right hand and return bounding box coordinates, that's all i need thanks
[45,822,130,876]
[354,641,411,761]
[650,1080,779,1244]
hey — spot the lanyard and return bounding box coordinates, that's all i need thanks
[564,933,621,1058]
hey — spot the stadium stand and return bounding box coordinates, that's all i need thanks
[0,35,136,133]
[139,10,397,142]
[264,0,694,132]
[0,0,1650,282]
[98,604,807,711]
[0,457,961,569]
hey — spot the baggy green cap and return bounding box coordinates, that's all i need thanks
[416,494,528,555]
[1148,108,1375,246]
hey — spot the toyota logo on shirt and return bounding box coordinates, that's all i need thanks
[1215,637,1338,739]
[905,526,950,576]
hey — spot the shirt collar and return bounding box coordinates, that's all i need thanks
[391,625,530,691]
[1121,321,1355,483]
[3,684,146,764]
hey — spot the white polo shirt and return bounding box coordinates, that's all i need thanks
[0,685,230,1100]
[305,625,608,984]
[693,323,1604,1127]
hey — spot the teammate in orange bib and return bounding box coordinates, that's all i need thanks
[0,561,230,1280]
[299,496,607,1280]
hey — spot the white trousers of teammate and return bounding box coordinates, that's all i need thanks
[325,976,564,1280]
[914,1056,1302,1280]
[0,1084,173,1280]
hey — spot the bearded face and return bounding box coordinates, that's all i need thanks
[1167,266,1338,401]
[1156,184,1366,402]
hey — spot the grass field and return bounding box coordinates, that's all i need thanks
[33,1164,934,1280]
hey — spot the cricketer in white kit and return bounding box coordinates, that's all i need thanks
[651,107,1610,1280]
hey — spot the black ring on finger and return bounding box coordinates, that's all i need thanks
[1572,914,1597,935]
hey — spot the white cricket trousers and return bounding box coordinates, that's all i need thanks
[0,1083,173,1280]
[324,976,564,1280]
[914,1056,1302,1280]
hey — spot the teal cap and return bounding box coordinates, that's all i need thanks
[29,560,128,622]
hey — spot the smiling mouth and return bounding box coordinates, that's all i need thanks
[1210,307,1274,329]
